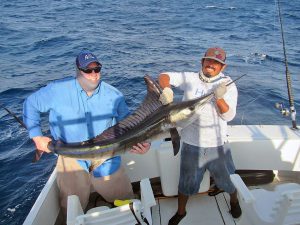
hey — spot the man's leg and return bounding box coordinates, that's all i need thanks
[178,192,189,214]
[207,145,241,219]
[90,166,134,203]
[56,156,91,217]
[230,190,238,204]
[229,190,241,218]
[168,192,188,225]
[169,143,206,225]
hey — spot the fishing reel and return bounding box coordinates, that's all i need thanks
[275,102,290,116]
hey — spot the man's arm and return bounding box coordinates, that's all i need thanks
[215,99,229,114]
[214,82,229,113]
[32,136,52,153]
[116,94,130,121]
[158,73,174,105]
[159,73,171,88]
[23,84,54,152]
[214,81,238,120]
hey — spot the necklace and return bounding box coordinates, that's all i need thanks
[198,71,222,83]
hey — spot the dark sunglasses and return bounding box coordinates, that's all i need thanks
[79,66,102,74]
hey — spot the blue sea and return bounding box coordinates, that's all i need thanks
[0,0,299,224]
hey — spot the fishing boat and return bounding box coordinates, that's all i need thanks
[16,1,300,225]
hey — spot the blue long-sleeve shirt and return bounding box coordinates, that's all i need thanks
[23,76,130,176]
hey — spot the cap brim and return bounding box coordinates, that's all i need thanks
[202,56,226,64]
[81,59,100,69]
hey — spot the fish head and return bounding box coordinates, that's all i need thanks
[169,94,213,125]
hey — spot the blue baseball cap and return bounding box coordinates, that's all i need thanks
[76,50,101,69]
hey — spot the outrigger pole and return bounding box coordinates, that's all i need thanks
[277,0,298,129]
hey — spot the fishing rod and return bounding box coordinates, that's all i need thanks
[0,103,27,129]
[226,74,246,87]
[0,102,44,162]
[276,0,298,129]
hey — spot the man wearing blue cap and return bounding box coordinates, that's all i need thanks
[23,50,151,217]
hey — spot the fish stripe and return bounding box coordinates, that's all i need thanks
[91,75,162,142]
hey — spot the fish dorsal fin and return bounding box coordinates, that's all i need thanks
[92,75,163,143]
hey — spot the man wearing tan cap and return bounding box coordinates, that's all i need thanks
[158,47,241,224]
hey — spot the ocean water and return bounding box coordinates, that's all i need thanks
[0,0,299,224]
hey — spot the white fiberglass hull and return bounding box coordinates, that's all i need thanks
[23,125,300,225]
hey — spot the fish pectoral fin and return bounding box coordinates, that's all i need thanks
[170,128,180,156]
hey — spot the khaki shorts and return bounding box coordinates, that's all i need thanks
[56,156,134,215]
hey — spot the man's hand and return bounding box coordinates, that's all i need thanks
[159,87,174,105]
[32,136,52,153]
[130,142,151,154]
[214,82,227,99]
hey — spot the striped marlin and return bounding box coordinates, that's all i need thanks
[48,75,215,159]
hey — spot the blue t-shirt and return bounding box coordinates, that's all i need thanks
[23,77,130,177]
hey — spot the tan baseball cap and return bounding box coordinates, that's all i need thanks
[202,47,226,64]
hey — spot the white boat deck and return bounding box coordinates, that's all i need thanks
[151,170,300,225]
[152,193,238,225]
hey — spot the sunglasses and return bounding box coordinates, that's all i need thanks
[79,66,102,74]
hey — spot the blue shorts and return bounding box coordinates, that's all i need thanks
[77,156,121,178]
[178,142,236,196]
